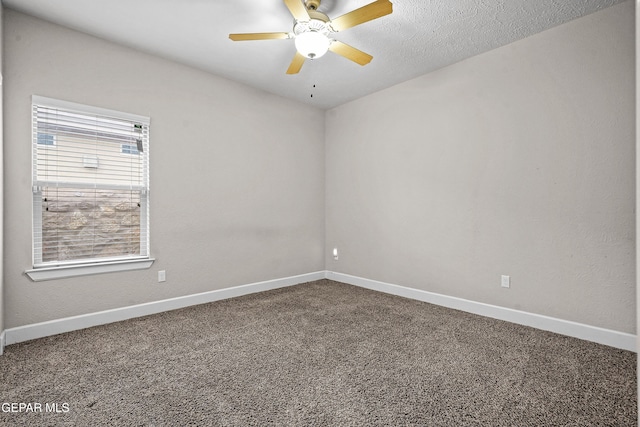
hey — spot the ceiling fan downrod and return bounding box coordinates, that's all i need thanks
[305,0,321,11]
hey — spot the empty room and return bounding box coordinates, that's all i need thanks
[0,0,637,425]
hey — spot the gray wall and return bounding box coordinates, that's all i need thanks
[3,10,325,328]
[325,1,635,333]
[3,3,635,337]
[635,0,639,402]
[0,4,4,339]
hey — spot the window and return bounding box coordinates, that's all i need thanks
[28,96,153,280]
[37,132,56,146]
[121,144,139,155]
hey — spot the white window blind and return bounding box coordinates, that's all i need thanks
[32,96,150,267]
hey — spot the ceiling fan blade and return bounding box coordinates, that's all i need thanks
[328,40,373,65]
[286,52,306,74]
[284,0,311,21]
[330,0,393,32]
[229,32,290,41]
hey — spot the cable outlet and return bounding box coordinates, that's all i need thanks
[158,270,166,283]
[501,275,510,288]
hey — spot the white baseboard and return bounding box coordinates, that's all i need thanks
[3,270,635,353]
[4,271,326,347]
[327,271,637,352]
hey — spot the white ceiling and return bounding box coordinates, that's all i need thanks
[3,0,626,110]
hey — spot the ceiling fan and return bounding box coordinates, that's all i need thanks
[229,0,393,74]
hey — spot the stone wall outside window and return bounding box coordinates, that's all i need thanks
[41,188,140,263]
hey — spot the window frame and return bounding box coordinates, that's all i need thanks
[26,96,154,281]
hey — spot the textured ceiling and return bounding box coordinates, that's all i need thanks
[3,0,627,109]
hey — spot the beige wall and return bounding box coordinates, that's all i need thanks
[326,1,635,333]
[3,10,325,328]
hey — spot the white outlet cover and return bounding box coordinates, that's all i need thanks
[501,275,510,288]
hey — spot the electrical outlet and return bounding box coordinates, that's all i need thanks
[501,275,510,288]
[333,248,339,260]
[158,270,166,283]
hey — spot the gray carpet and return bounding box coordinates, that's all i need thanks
[0,279,636,426]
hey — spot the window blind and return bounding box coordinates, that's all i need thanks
[32,96,150,267]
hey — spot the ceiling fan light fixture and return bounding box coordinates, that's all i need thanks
[295,31,330,59]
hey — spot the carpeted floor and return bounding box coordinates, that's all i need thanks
[0,279,636,426]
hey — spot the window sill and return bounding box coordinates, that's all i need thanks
[25,258,155,282]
